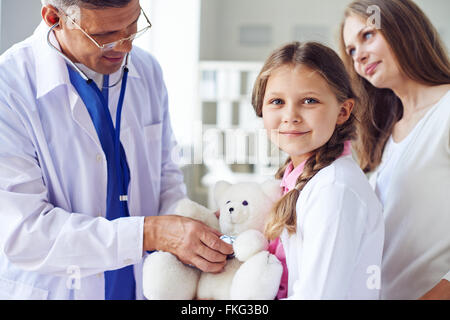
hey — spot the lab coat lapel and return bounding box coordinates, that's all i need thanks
[34,22,102,150]
[69,88,103,150]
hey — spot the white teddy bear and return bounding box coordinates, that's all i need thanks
[142,180,284,300]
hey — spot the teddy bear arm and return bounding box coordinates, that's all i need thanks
[233,229,269,262]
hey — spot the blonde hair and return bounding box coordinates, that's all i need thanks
[252,42,357,240]
[338,0,450,173]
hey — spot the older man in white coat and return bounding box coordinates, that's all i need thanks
[0,0,232,299]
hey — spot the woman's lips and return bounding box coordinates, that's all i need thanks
[365,62,381,75]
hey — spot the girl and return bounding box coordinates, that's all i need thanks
[340,0,450,299]
[252,41,384,299]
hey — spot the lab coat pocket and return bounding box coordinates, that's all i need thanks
[144,122,163,142]
[0,277,49,300]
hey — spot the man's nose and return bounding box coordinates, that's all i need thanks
[112,39,133,53]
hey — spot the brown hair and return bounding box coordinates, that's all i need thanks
[252,41,357,240]
[339,0,450,172]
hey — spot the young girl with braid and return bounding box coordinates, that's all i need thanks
[252,41,384,299]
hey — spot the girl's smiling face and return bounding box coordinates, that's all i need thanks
[262,64,353,167]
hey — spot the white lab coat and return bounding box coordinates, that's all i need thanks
[281,156,385,299]
[0,22,186,299]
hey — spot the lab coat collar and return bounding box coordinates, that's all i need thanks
[280,141,353,193]
[33,21,140,100]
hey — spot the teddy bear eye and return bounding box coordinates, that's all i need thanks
[226,201,231,204]
[242,201,248,206]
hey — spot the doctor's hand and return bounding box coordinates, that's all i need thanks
[143,215,233,273]
[419,279,450,300]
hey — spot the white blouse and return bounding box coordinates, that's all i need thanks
[371,90,450,299]
[281,155,384,299]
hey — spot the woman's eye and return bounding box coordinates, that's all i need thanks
[348,48,356,57]
[304,98,318,105]
[363,31,374,40]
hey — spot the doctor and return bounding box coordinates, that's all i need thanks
[0,0,233,300]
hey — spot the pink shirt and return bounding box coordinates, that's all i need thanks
[268,141,352,299]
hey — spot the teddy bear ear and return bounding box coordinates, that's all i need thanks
[261,180,283,203]
[214,180,231,204]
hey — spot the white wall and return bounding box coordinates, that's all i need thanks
[415,0,450,48]
[199,0,450,62]
[134,0,201,147]
[0,0,42,54]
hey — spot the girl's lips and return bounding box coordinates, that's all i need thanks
[365,62,381,75]
[280,131,310,136]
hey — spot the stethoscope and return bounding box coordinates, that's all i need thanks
[47,22,130,212]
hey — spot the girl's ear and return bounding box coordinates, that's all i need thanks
[336,99,354,125]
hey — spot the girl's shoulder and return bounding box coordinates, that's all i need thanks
[296,155,382,226]
[307,155,369,191]
[299,155,380,209]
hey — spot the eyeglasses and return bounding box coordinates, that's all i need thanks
[59,7,152,52]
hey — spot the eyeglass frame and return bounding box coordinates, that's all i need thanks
[58,6,152,51]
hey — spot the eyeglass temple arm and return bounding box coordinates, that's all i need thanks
[47,22,91,81]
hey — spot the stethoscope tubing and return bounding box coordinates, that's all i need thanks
[47,22,130,211]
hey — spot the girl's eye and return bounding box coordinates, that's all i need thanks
[304,98,318,105]
[348,48,356,57]
[270,98,284,105]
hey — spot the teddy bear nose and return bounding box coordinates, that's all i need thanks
[229,207,234,214]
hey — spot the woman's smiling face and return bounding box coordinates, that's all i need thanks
[342,14,403,89]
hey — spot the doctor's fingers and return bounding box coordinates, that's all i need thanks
[199,229,234,256]
[187,254,227,273]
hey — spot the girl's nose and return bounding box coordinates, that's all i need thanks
[282,104,301,123]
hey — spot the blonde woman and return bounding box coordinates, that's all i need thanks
[340,0,450,299]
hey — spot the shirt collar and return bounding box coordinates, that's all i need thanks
[33,21,140,99]
[280,159,307,194]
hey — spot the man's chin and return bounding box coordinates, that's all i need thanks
[96,62,124,75]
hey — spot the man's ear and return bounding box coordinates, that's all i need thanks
[42,5,61,29]
[336,99,354,125]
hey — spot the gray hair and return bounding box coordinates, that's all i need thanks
[41,0,132,10]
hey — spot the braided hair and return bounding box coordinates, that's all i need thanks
[251,42,358,240]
